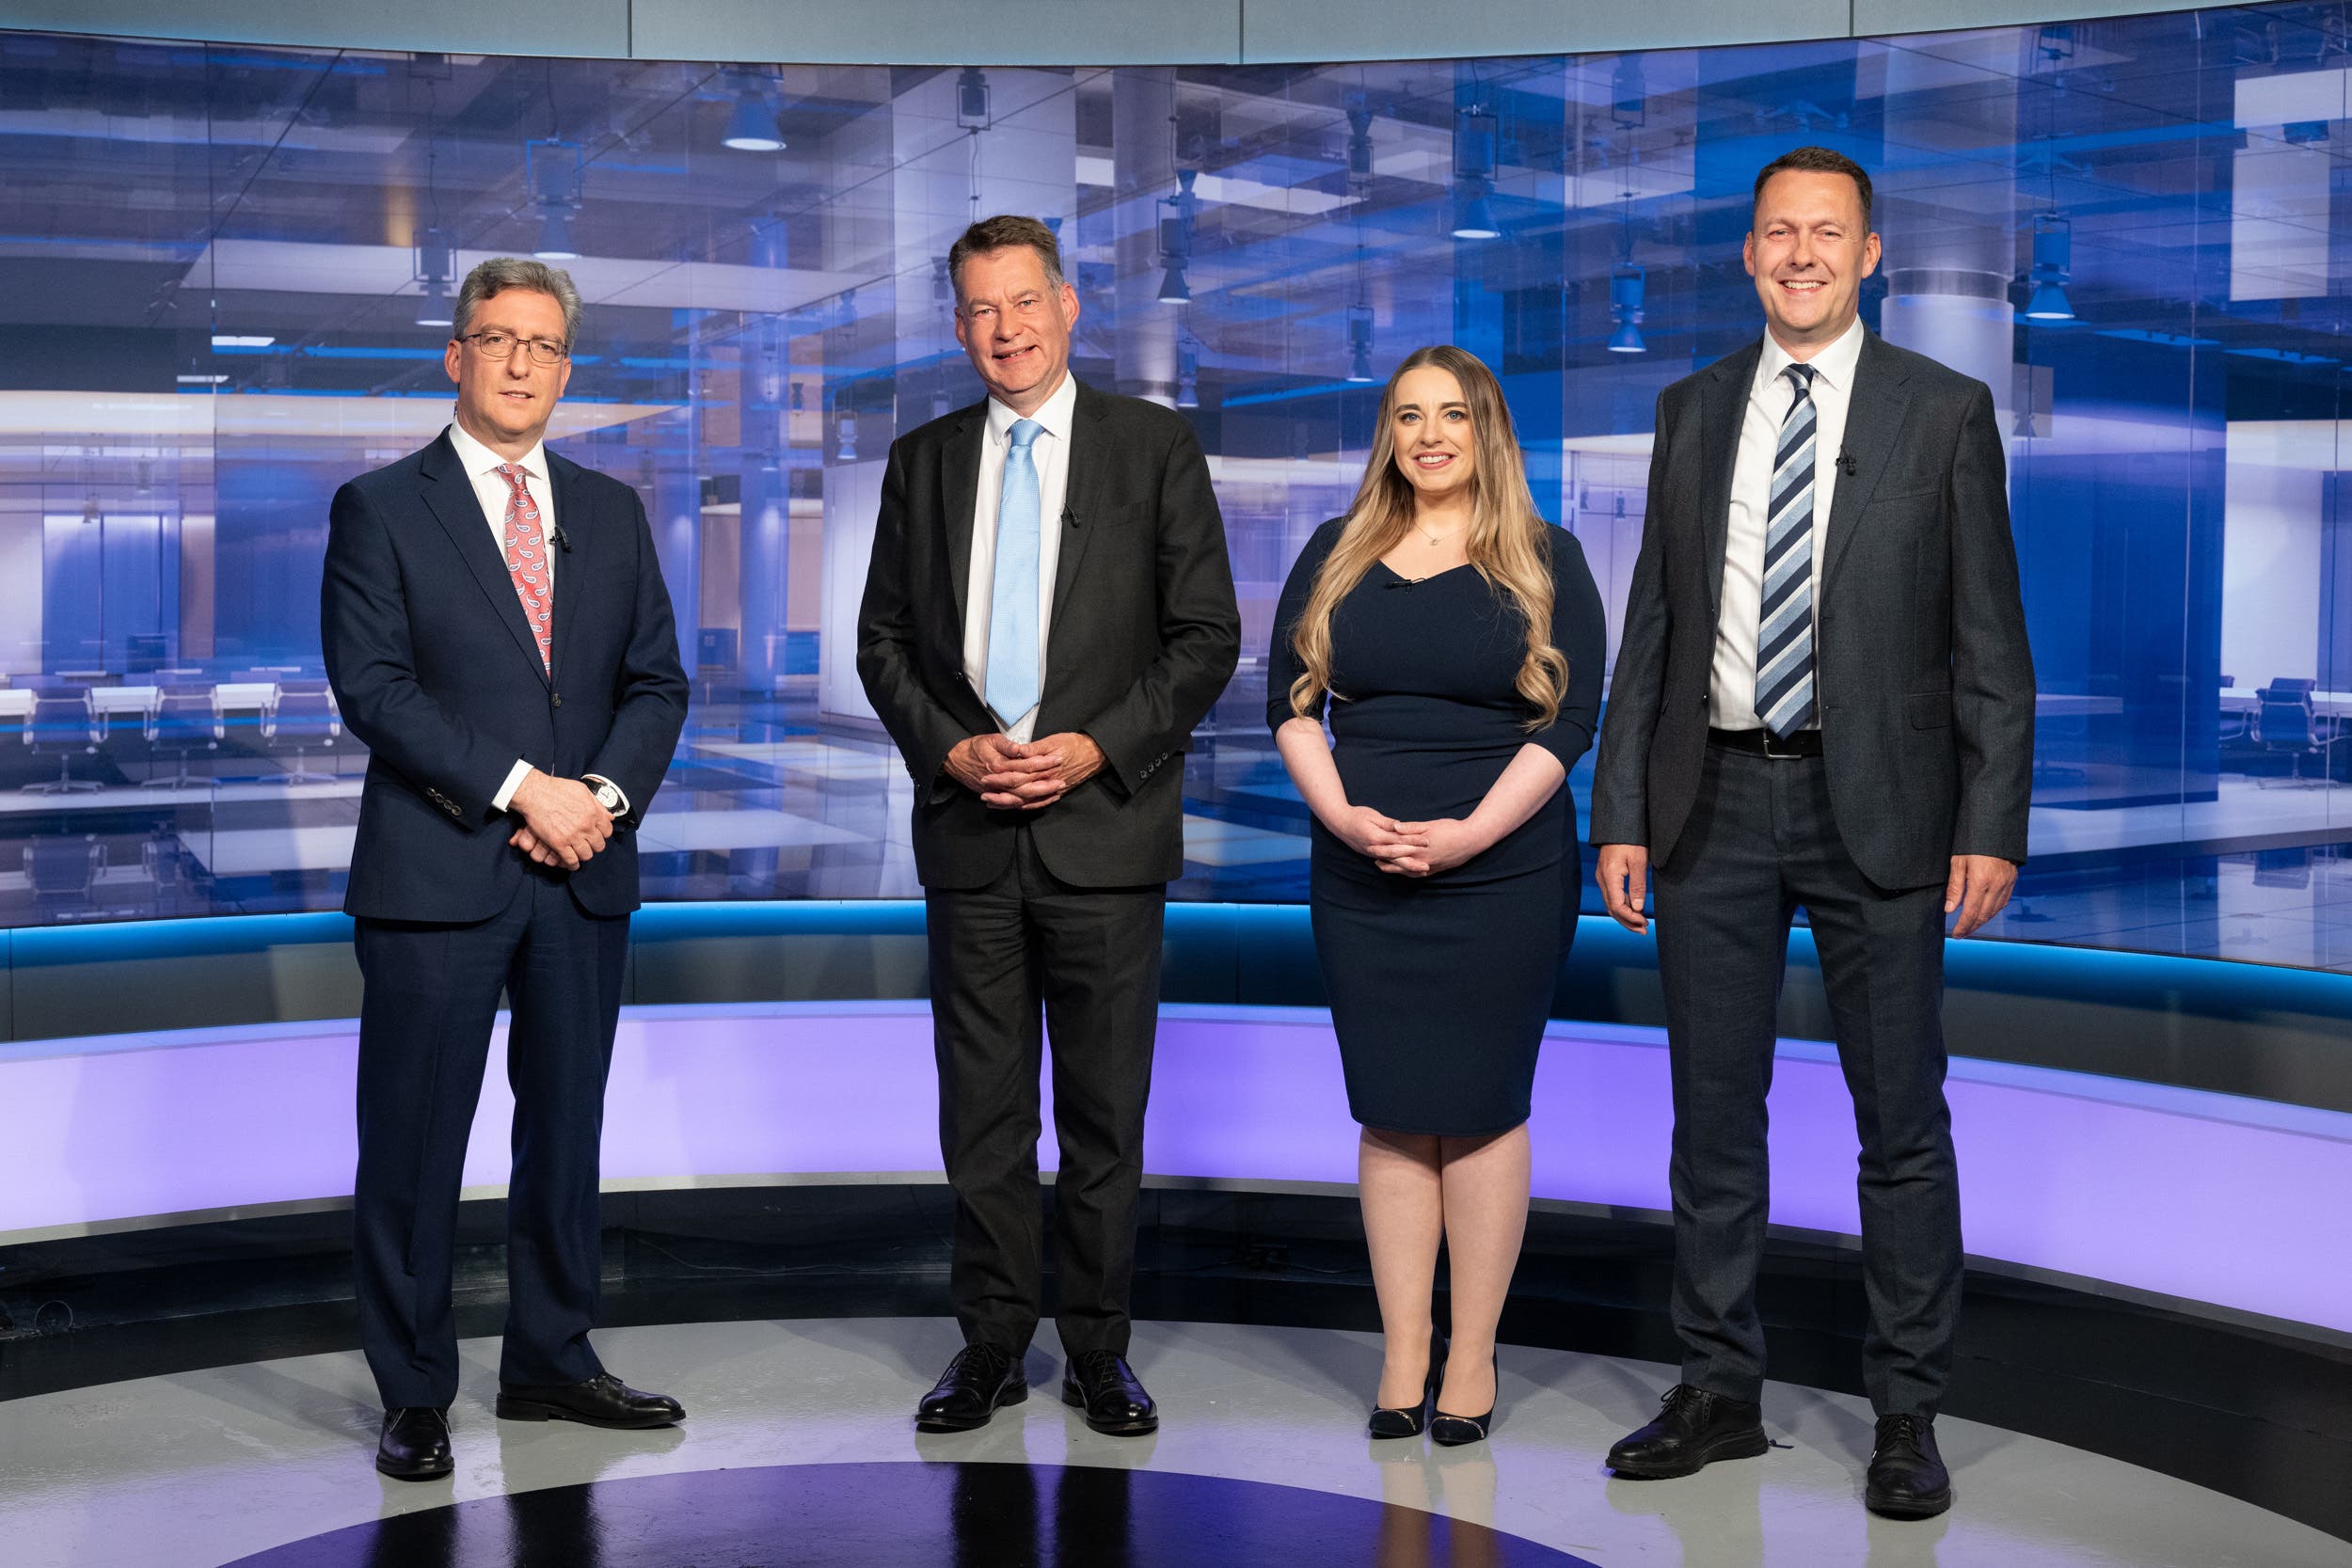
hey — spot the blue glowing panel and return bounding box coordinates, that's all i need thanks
[0,13,2349,968]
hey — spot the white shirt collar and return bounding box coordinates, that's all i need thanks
[1759,313,1866,396]
[985,371,1078,446]
[446,420,549,485]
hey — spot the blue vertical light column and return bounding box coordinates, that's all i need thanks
[1451,70,1504,372]
[652,308,703,682]
[738,303,790,696]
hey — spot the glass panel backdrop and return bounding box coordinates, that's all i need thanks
[3,8,2351,966]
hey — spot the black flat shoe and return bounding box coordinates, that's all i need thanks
[496,1372,685,1429]
[1865,1414,1952,1519]
[916,1343,1027,1433]
[1606,1385,1769,1478]
[1061,1348,1158,1436]
[375,1406,453,1481]
[1429,1348,1498,1448]
[1368,1327,1448,1439]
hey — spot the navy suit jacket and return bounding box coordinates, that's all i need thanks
[322,431,690,923]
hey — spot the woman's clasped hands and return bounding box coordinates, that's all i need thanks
[1329,805,1486,878]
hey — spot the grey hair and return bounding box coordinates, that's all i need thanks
[453,257,583,347]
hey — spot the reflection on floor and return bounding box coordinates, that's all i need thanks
[2,1320,2344,1568]
[9,682,2352,968]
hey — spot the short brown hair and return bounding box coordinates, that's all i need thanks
[1752,147,1873,230]
[947,214,1066,300]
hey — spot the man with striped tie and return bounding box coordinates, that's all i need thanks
[856,216,1239,1437]
[1589,149,2035,1518]
[323,258,690,1480]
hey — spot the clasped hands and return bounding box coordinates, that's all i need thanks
[948,731,1104,811]
[508,768,613,870]
[1330,805,1485,879]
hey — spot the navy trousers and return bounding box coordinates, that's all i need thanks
[352,869,629,1410]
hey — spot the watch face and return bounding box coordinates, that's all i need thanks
[594,783,621,810]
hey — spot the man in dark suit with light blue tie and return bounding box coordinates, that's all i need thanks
[857,215,1239,1437]
[322,258,690,1481]
[1591,149,2035,1517]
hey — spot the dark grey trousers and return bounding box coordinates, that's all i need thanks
[925,825,1166,1359]
[1652,743,1962,1418]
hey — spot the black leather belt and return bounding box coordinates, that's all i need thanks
[1708,725,1822,758]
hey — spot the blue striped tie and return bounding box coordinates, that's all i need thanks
[984,418,1044,728]
[1756,363,1818,738]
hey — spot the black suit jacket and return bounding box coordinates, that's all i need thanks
[323,432,690,923]
[1590,331,2035,891]
[856,380,1241,890]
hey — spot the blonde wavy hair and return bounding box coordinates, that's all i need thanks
[1287,345,1568,730]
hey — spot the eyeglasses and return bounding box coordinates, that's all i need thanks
[459,330,569,366]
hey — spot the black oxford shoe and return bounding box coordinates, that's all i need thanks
[1061,1349,1158,1436]
[495,1372,685,1429]
[917,1343,1026,1433]
[1866,1414,1952,1519]
[1606,1385,1769,1478]
[375,1406,453,1481]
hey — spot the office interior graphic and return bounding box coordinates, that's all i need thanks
[4,9,2352,962]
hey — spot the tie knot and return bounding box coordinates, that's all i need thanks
[496,462,531,492]
[1008,419,1043,452]
[1783,362,1816,397]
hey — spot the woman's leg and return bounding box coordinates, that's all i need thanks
[1433,1123,1532,1416]
[1360,1125,1446,1407]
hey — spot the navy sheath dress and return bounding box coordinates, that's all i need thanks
[1266,520,1605,1136]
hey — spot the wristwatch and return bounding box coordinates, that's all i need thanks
[588,778,623,814]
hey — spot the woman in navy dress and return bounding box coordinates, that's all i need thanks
[1267,346,1603,1443]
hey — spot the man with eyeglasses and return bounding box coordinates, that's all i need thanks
[858,215,1239,1436]
[322,256,690,1481]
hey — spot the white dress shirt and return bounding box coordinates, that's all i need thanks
[1709,315,1865,731]
[443,421,626,817]
[961,372,1076,744]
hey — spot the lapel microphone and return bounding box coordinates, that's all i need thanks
[1836,447,1857,477]
[1063,508,1078,530]
[552,525,573,551]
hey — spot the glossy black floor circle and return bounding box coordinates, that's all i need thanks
[218,1460,1603,1568]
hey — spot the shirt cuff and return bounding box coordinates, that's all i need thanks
[582,772,630,817]
[493,758,535,813]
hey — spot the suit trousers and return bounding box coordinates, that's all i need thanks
[352,869,629,1410]
[925,824,1166,1358]
[1651,743,1962,1418]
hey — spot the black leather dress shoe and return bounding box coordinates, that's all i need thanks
[1606,1385,1769,1478]
[1865,1414,1951,1519]
[1061,1349,1158,1436]
[375,1406,453,1481]
[916,1343,1026,1433]
[495,1372,685,1429]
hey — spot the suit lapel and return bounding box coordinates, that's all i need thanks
[1049,380,1108,625]
[1820,333,1914,596]
[1698,341,1760,622]
[942,410,983,644]
[548,453,587,691]
[420,433,549,686]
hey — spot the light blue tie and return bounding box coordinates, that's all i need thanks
[1756,364,1818,737]
[984,418,1044,729]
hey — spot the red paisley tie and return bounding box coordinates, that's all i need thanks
[493,463,553,674]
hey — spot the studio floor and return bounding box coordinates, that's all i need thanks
[1,1318,2343,1568]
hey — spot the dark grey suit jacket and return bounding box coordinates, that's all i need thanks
[1589,331,2035,891]
[855,380,1241,891]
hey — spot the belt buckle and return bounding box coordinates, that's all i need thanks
[1760,727,1805,760]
